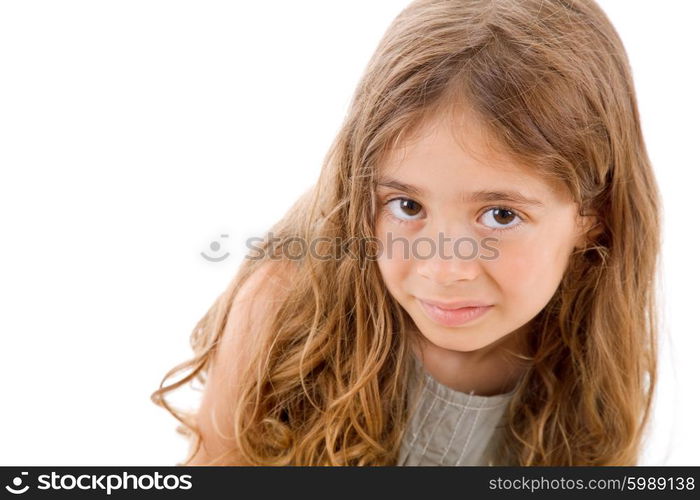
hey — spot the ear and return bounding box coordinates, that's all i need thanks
[574,212,603,250]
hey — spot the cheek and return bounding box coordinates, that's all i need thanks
[489,228,574,301]
[376,251,411,306]
[374,221,411,294]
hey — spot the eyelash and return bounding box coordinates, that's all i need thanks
[382,197,526,233]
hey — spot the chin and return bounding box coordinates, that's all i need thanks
[412,321,495,352]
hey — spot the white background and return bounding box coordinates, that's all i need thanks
[0,1,696,465]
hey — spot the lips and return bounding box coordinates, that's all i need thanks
[418,298,493,310]
[417,298,494,327]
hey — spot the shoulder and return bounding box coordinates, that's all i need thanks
[188,258,298,465]
[233,258,298,310]
[219,257,299,362]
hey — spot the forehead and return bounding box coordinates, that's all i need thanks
[378,108,570,203]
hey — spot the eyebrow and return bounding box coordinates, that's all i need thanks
[376,178,545,207]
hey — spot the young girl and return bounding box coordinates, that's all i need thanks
[152,0,661,466]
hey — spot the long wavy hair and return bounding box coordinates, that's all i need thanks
[151,0,661,465]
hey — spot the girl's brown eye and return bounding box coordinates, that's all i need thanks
[481,207,524,232]
[492,208,516,225]
[384,198,425,223]
[398,199,422,217]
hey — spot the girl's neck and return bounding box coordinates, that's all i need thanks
[408,323,531,397]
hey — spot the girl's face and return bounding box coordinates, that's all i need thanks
[374,109,592,355]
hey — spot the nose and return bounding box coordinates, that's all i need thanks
[414,229,483,286]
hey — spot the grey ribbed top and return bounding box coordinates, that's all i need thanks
[397,354,515,466]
